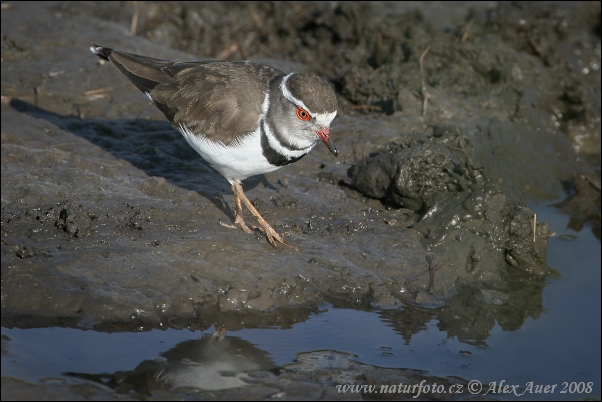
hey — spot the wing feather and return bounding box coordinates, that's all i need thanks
[103,48,283,145]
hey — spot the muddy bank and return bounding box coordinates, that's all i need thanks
[2,1,600,400]
[2,0,600,336]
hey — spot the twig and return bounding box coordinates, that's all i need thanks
[460,20,472,43]
[217,43,240,60]
[130,1,140,35]
[248,5,268,39]
[428,263,436,293]
[84,87,115,96]
[405,262,445,292]
[583,174,601,192]
[419,46,430,115]
[532,213,537,243]
[449,135,471,160]
[419,203,438,221]
[527,35,549,66]
[84,87,115,100]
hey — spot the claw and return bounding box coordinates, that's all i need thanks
[230,182,298,250]
[261,221,299,251]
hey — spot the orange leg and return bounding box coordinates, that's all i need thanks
[232,191,254,234]
[231,182,297,250]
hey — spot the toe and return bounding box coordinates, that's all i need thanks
[264,225,298,251]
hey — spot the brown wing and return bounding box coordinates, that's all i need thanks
[101,48,283,145]
[155,62,282,145]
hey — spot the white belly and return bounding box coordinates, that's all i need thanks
[178,124,280,183]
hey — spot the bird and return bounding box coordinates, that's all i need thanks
[90,45,338,249]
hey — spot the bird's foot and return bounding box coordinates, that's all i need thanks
[230,182,298,250]
[220,214,255,234]
[221,217,296,250]
[260,221,299,251]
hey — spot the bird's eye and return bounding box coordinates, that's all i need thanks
[296,107,311,121]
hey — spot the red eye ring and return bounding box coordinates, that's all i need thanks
[296,107,311,121]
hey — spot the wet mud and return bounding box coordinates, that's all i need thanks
[1,1,600,399]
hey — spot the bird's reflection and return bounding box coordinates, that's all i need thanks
[66,328,278,395]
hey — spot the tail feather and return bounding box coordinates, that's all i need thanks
[89,44,177,95]
[90,44,112,61]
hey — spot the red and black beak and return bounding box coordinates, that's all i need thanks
[317,128,338,157]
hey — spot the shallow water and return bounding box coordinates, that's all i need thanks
[3,201,600,400]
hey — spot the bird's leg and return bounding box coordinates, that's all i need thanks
[220,193,254,233]
[232,191,254,234]
[231,182,298,250]
[219,183,256,233]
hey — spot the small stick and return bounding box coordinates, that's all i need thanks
[248,5,268,38]
[130,1,140,35]
[527,35,549,65]
[217,43,240,60]
[460,20,472,43]
[419,46,430,115]
[532,213,537,243]
[428,263,435,293]
[405,263,444,288]
[84,87,114,96]
[583,175,601,192]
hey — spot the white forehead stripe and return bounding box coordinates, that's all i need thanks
[280,73,313,114]
[315,111,337,127]
[281,74,337,126]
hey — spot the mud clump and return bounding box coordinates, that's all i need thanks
[54,201,98,237]
[351,133,480,213]
[351,129,553,300]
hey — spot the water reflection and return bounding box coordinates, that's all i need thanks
[379,270,548,346]
[66,328,277,394]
